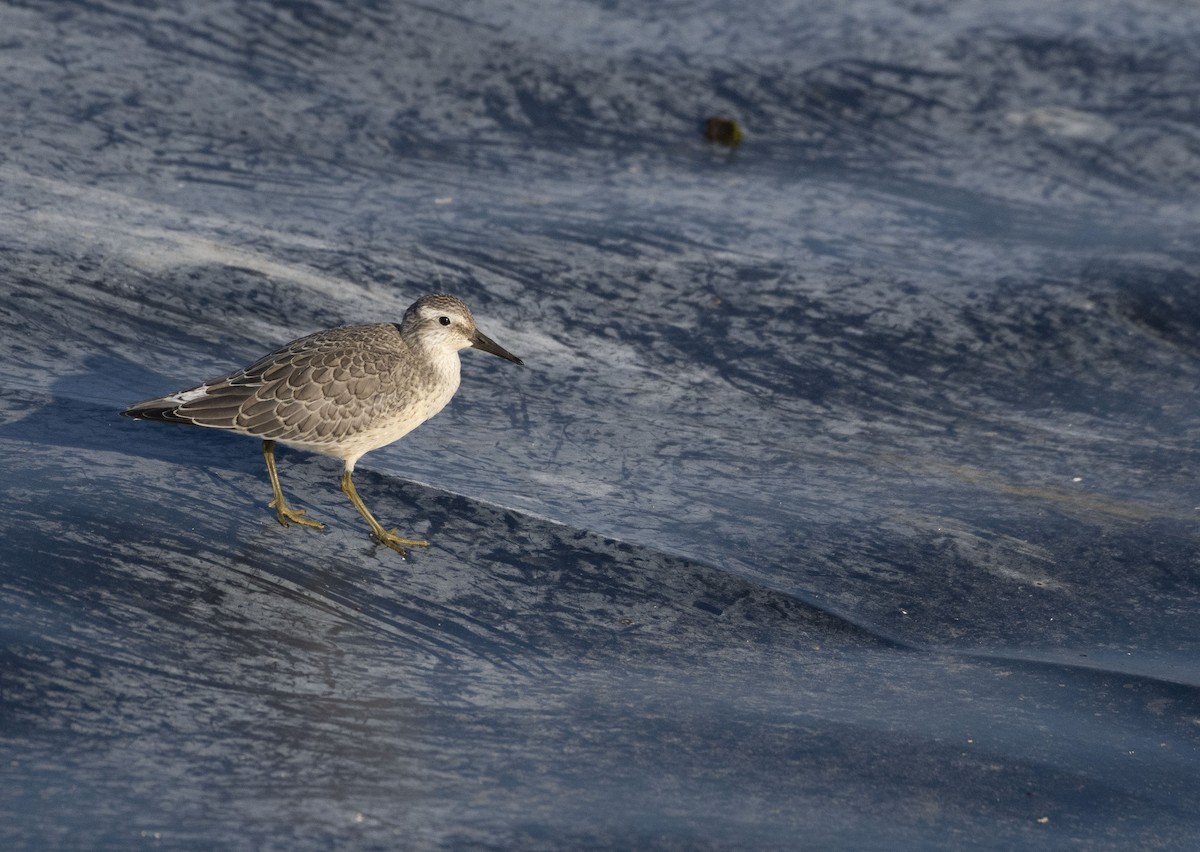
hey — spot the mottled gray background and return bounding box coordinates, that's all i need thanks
[1,0,1198,849]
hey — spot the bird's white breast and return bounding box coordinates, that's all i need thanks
[337,345,462,469]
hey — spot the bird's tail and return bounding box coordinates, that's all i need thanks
[122,394,194,424]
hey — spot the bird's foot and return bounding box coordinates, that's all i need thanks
[268,499,325,529]
[373,528,431,556]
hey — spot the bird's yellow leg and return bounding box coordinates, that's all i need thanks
[340,468,430,554]
[262,440,324,529]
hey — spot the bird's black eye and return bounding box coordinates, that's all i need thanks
[439,316,451,326]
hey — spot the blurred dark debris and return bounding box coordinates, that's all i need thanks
[703,116,744,147]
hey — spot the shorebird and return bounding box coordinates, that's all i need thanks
[122,293,523,555]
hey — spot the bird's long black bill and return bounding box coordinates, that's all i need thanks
[471,329,524,365]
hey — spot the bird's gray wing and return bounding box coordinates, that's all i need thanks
[127,325,407,444]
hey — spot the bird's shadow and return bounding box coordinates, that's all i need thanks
[7,354,212,454]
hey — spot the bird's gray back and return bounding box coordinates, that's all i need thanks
[137,323,452,457]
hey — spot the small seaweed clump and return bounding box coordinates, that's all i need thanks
[703,116,744,147]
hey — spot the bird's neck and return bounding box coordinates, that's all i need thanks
[410,340,462,407]
[426,345,462,384]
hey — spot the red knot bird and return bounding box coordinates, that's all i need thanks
[122,293,523,555]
